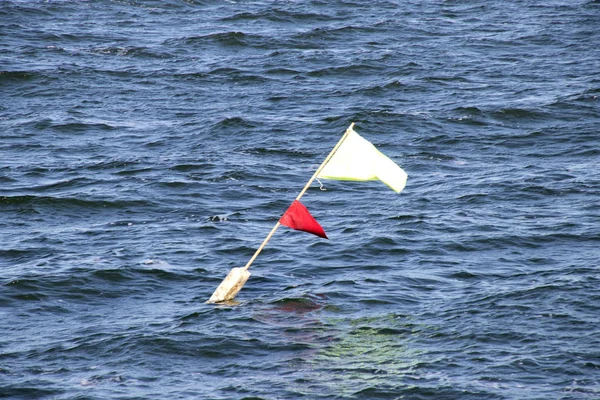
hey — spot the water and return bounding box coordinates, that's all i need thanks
[1,1,599,399]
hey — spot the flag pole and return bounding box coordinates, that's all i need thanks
[295,122,355,201]
[241,122,354,272]
[207,122,355,303]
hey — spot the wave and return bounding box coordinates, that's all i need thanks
[211,116,258,129]
[357,79,406,96]
[3,262,205,305]
[293,24,382,41]
[0,70,41,83]
[85,45,176,59]
[167,31,270,49]
[448,104,551,125]
[220,8,336,23]
[306,63,386,78]
[491,106,550,121]
[268,296,324,313]
[175,67,272,84]
[0,194,153,211]
[35,119,118,132]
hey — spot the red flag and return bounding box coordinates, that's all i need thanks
[279,200,328,239]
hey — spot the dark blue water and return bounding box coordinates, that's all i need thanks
[2,1,600,399]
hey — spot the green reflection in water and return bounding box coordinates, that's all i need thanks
[297,314,426,398]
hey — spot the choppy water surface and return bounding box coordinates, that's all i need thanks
[1,1,599,399]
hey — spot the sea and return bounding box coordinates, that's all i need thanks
[1,1,599,399]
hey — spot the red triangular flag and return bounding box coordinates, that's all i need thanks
[279,200,328,239]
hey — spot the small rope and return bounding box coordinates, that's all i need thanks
[316,178,326,191]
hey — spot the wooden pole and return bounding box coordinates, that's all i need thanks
[241,122,355,272]
[241,221,281,271]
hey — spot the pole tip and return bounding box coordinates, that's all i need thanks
[206,267,251,304]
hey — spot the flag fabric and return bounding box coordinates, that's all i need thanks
[279,200,328,239]
[317,128,407,193]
